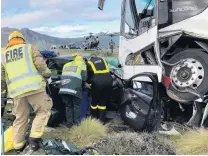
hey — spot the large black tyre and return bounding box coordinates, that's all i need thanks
[165,49,208,103]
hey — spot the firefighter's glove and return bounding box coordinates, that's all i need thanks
[85,83,91,89]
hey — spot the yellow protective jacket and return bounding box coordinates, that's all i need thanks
[59,56,87,98]
[1,42,51,98]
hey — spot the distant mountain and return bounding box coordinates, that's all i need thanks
[1,27,119,50]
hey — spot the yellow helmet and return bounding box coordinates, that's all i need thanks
[72,53,78,57]
[75,55,84,62]
[8,31,24,42]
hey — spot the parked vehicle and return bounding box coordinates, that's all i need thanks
[40,50,59,59]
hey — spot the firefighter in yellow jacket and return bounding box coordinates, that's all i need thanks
[1,31,53,153]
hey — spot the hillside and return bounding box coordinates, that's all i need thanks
[1,27,119,50]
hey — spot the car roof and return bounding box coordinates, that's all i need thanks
[48,54,89,61]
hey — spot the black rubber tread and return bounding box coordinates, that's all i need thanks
[165,49,208,103]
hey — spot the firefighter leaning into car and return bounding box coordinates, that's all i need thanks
[86,55,113,123]
[59,54,87,128]
[1,31,53,153]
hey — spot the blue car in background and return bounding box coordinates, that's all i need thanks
[40,50,59,59]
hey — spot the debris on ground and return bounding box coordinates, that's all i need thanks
[2,97,207,155]
[106,118,134,133]
[158,122,192,136]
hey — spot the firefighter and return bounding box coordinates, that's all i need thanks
[86,55,113,123]
[59,55,87,128]
[1,31,52,153]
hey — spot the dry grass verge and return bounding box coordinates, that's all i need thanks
[69,118,108,147]
[97,132,177,155]
[43,118,108,148]
[173,129,208,155]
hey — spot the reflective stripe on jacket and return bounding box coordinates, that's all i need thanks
[59,59,87,98]
[88,57,110,74]
[2,44,44,98]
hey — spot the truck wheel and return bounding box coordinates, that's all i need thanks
[165,49,208,103]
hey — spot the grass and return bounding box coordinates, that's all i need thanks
[69,117,108,147]
[4,105,208,155]
[56,49,118,57]
[43,117,108,148]
[97,132,177,155]
[172,129,208,155]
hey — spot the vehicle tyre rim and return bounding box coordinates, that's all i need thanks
[170,58,204,91]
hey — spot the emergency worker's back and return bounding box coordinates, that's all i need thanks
[87,57,112,85]
[59,56,87,98]
[2,44,44,98]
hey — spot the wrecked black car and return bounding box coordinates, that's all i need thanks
[44,54,124,126]
[44,54,207,130]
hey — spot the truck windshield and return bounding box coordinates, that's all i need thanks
[159,0,208,29]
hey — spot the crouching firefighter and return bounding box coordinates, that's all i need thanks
[59,55,87,128]
[87,56,113,123]
[1,31,53,153]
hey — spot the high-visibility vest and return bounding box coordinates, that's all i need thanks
[62,60,86,79]
[60,60,86,95]
[1,44,44,98]
[88,57,110,74]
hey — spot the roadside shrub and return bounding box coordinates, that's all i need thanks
[69,117,108,148]
[43,118,108,148]
[97,132,177,155]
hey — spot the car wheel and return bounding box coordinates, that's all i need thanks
[165,49,208,103]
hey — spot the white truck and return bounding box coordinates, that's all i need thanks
[98,0,208,104]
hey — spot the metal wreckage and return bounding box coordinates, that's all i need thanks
[42,0,208,132]
[42,54,207,132]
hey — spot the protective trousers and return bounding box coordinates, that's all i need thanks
[80,88,90,120]
[62,94,81,128]
[90,75,112,123]
[13,90,52,150]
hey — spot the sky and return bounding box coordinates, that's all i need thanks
[1,0,148,38]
